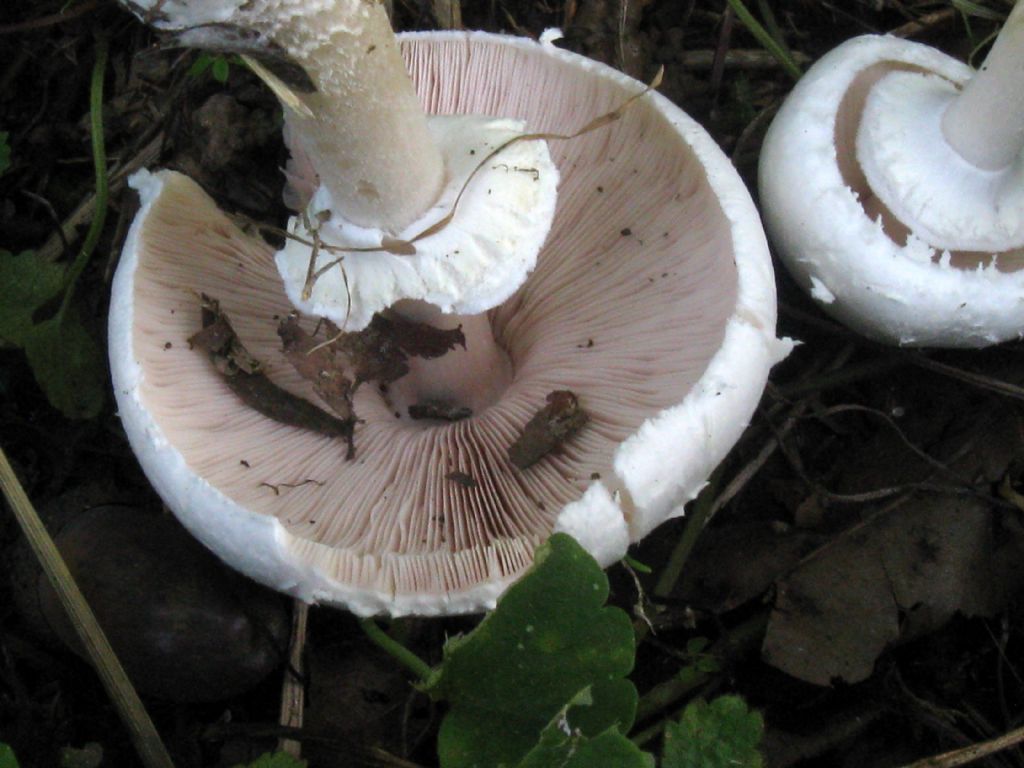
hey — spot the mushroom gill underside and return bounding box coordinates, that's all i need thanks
[122,37,741,605]
[835,61,1024,272]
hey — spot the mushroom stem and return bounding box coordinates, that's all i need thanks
[162,0,446,231]
[260,0,445,230]
[261,0,445,231]
[941,0,1024,171]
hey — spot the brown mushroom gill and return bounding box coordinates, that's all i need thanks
[130,37,737,596]
[835,61,1024,272]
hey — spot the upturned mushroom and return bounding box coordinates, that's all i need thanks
[759,2,1024,347]
[110,1,790,615]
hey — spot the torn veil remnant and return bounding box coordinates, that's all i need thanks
[759,1,1024,347]
[110,0,790,616]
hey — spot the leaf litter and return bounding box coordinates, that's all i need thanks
[191,295,465,459]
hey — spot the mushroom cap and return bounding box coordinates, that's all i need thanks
[759,35,1024,348]
[110,31,788,617]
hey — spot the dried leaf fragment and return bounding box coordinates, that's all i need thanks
[277,314,357,458]
[189,296,354,448]
[508,390,589,469]
[337,312,466,387]
[409,400,473,422]
[446,471,479,489]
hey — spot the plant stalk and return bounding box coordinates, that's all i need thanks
[0,446,174,768]
[58,33,108,324]
[359,617,433,681]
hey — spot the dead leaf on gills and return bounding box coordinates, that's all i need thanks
[508,390,589,469]
[189,296,355,455]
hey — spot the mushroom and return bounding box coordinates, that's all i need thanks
[110,7,789,615]
[758,3,1024,347]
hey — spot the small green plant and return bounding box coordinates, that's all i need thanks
[365,534,763,767]
[0,249,105,418]
[662,696,764,768]
[189,52,234,83]
[675,636,722,687]
[232,752,307,768]
[0,743,19,768]
[423,533,646,767]
[0,38,108,419]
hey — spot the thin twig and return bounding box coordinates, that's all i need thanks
[889,8,957,38]
[0,446,174,768]
[680,48,811,70]
[0,0,104,34]
[278,601,309,758]
[908,355,1024,403]
[39,132,162,264]
[896,722,1024,768]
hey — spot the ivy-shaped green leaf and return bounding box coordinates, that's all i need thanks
[23,310,105,420]
[662,695,764,768]
[424,533,638,768]
[514,688,654,768]
[0,250,105,418]
[0,250,65,346]
[0,743,19,768]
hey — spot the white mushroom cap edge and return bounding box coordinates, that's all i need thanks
[759,35,1024,347]
[110,31,790,616]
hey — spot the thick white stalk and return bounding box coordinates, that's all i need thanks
[253,0,445,231]
[941,0,1024,170]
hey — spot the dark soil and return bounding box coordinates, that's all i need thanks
[3,1,1024,767]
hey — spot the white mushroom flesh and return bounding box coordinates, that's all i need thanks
[111,33,786,615]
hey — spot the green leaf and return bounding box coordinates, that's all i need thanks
[515,693,654,768]
[0,251,105,418]
[684,637,709,656]
[211,56,230,83]
[23,311,105,420]
[0,250,65,347]
[0,132,10,176]
[662,695,764,768]
[425,533,638,768]
[232,752,307,768]
[188,52,214,78]
[0,743,20,768]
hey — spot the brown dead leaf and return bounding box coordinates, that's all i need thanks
[409,400,473,422]
[508,390,589,469]
[676,522,825,613]
[278,314,355,425]
[189,296,354,447]
[761,495,1007,686]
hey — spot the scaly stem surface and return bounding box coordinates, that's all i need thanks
[251,0,445,231]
